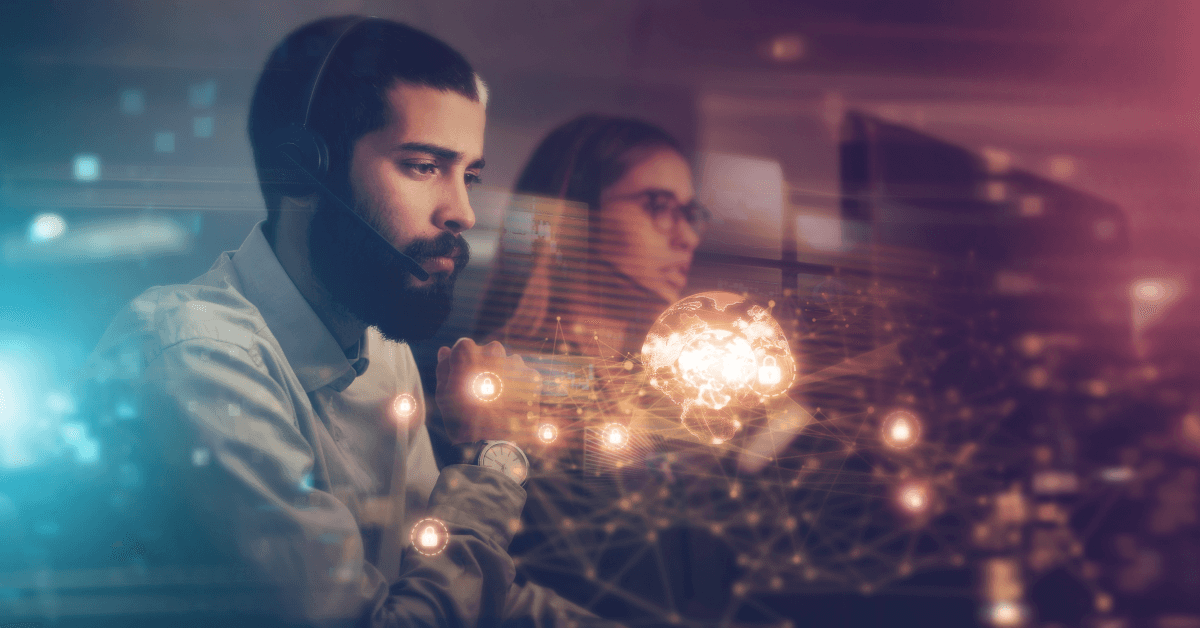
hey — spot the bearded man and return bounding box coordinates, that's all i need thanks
[82,15,608,628]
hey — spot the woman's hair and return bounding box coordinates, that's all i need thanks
[474,114,685,345]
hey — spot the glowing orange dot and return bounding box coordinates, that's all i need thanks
[392,394,417,420]
[537,423,558,444]
[988,601,1023,626]
[896,481,930,514]
[881,410,921,449]
[471,372,502,402]
[409,518,449,556]
[601,423,629,449]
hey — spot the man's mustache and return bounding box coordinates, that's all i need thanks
[403,232,470,272]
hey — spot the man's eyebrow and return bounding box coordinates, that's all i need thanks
[393,142,485,171]
[393,142,463,162]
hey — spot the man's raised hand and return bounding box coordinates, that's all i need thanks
[435,338,541,445]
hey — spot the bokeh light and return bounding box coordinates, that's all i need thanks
[28,214,67,243]
[72,154,99,181]
[881,409,921,450]
[986,601,1024,627]
[896,480,930,515]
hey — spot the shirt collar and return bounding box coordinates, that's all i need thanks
[226,222,365,393]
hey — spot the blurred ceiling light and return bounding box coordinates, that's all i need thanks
[980,147,1013,175]
[120,88,145,115]
[1133,278,1168,303]
[5,215,191,264]
[795,214,842,251]
[28,213,67,243]
[1047,155,1076,180]
[155,132,176,153]
[73,154,100,182]
[767,34,805,62]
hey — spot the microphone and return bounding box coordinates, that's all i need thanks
[279,151,431,281]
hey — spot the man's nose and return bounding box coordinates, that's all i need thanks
[435,178,476,234]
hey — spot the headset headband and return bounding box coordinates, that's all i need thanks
[300,16,373,130]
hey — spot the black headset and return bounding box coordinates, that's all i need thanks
[270,16,431,281]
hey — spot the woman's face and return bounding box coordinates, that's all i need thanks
[595,147,701,304]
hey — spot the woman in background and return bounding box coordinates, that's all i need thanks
[474,115,738,623]
[475,114,705,358]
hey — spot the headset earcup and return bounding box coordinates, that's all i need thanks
[270,125,331,184]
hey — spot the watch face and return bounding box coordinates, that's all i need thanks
[479,442,527,484]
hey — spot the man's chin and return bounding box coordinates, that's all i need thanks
[366,283,456,344]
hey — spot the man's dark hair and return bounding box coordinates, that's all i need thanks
[248,16,484,243]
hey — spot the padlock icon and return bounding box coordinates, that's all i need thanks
[480,377,495,396]
[758,355,781,385]
[543,426,554,440]
[399,399,411,414]
[419,526,438,548]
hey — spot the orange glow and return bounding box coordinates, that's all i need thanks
[409,518,450,556]
[601,423,629,450]
[391,394,417,421]
[881,410,921,449]
[471,372,502,402]
[642,291,796,443]
[896,481,930,514]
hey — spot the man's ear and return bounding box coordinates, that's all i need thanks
[279,194,321,214]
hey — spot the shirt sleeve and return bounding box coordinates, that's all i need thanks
[103,335,526,628]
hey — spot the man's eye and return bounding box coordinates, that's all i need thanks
[465,172,483,186]
[404,162,439,176]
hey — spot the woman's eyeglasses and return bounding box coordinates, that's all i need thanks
[609,189,711,235]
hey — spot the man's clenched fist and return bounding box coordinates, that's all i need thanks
[435,338,541,445]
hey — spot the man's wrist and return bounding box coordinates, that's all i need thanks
[449,440,530,486]
[448,440,485,466]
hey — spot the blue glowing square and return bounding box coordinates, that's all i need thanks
[120,88,145,115]
[193,116,214,138]
[188,79,217,109]
[155,132,175,153]
[73,154,100,181]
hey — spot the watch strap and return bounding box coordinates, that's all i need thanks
[448,440,486,466]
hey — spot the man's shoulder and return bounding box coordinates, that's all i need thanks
[93,273,275,370]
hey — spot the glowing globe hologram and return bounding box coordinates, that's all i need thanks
[881,409,921,450]
[601,423,630,450]
[642,291,796,442]
[681,405,741,445]
[410,517,450,556]
[471,372,502,402]
[537,423,558,444]
[391,394,417,421]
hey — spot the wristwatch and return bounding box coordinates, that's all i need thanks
[453,440,529,486]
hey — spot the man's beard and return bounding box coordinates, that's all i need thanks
[308,198,470,344]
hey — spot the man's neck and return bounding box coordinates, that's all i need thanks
[269,217,367,353]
